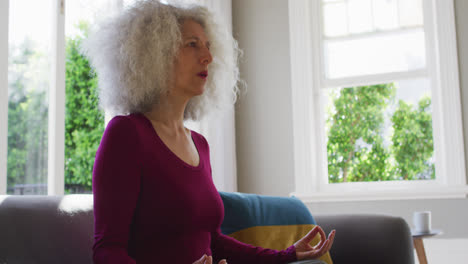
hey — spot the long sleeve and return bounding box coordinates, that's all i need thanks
[211,229,297,264]
[92,116,141,264]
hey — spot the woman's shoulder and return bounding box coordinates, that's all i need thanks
[190,130,210,151]
[190,129,206,142]
[107,113,148,130]
[103,113,151,143]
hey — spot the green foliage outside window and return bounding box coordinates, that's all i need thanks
[7,39,49,193]
[326,84,434,183]
[7,23,103,194]
[65,22,104,193]
[391,96,434,180]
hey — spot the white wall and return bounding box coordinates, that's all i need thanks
[233,0,295,195]
[233,0,468,239]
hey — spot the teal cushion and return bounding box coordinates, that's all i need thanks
[219,192,317,235]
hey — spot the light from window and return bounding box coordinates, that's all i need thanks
[324,29,426,79]
[322,0,424,37]
[7,0,53,194]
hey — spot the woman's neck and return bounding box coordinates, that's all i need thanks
[143,95,188,134]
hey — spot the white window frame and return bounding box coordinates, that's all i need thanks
[48,0,66,195]
[288,0,468,201]
[0,0,9,194]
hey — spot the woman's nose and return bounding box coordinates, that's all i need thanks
[200,46,213,65]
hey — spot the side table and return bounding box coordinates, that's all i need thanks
[411,229,442,264]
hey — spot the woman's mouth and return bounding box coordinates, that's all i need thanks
[197,71,208,80]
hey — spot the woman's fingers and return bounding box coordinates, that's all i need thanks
[193,255,226,264]
[314,227,327,248]
[314,230,336,257]
[295,229,336,260]
[323,230,336,253]
[302,225,327,248]
[299,229,336,259]
[298,226,321,246]
[307,239,330,259]
[302,226,320,244]
[204,256,213,264]
[193,254,207,264]
[317,228,335,249]
[328,230,336,246]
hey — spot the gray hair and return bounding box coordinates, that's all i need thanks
[81,0,241,120]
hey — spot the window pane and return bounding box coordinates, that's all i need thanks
[324,29,426,79]
[373,0,399,30]
[399,0,423,27]
[324,78,434,183]
[348,0,373,34]
[7,0,53,194]
[65,0,110,194]
[323,2,348,37]
[66,0,120,32]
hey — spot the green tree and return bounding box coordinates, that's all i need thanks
[351,136,393,182]
[326,84,396,183]
[65,22,104,193]
[7,24,103,194]
[7,39,49,193]
[326,82,435,183]
[391,96,434,180]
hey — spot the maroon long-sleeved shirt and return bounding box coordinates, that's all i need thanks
[92,113,297,263]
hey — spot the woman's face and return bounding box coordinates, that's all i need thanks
[170,19,213,99]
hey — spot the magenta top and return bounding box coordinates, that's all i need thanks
[92,113,297,264]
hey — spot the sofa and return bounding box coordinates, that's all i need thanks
[0,194,415,264]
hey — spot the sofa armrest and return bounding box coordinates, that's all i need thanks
[314,214,415,264]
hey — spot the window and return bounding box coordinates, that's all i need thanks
[288,0,468,200]
[5,0,53,195]
[322,0,432,183]
[0,0,125,195]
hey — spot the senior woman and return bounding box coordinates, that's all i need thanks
[83,1,335,263]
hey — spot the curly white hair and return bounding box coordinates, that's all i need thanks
[81,0,241,120]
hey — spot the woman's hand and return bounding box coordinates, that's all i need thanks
[193,254,227,264]
[294,226,336,260]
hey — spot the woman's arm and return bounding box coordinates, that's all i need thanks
[92,116,141,264]
[211,227,335,264]
[210,230,297,264]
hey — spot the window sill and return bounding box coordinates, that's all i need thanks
[290,185,468,202]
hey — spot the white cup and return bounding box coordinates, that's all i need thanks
[413,211,431,233]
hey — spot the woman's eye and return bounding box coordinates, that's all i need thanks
[188,42,197,47]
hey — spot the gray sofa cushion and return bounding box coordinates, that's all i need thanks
[0,195,94,264]
[314,214,415,264]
